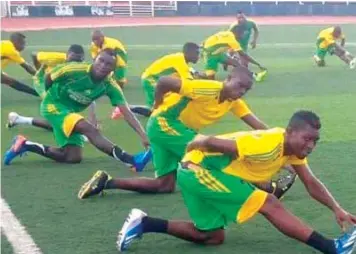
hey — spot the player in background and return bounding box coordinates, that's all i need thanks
[117,110,356,254]
[6,45,98,132]
[313,26,356,69]
[78,66,295,200]
[129,42,201,117]
[1,33,38,96]
[90,30,130,120]
[4,50,151,171]
[201,30,266,81]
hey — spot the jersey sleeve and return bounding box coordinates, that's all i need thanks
[287,156,307,166]
[7,48,25,64]
[90,43,98,59]
[49,64,70,83]
[105,74,127,106]
[37,52,66,66]
[176,58,193,80]
[235,131,282,160]
[231,99,252,118]
[179,79,223,100]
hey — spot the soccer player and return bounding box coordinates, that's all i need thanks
[117,110,356,254]
[78,66,294,199]
[6,45,99,131]
[129,42,201,117]
[1,33,38,96]
[313,26,356,69]
[90,30,129,119]
[4,50,151,171]
[201,30,266,81]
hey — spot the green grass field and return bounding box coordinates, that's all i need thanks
[1,24,356,254]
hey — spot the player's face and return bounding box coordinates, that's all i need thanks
[92,53,116,80]
[333,30,341,38]
[67,52,84,63]
[14,38,25,51]
[92,35,104,47]
[288,125,320,159]
[225,76,252,101]
[237,14,246,24]
[187,48,200,64]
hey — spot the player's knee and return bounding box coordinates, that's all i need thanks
[156,174,176,193]
[64,155,82,164]
[194,229,225,245]
[259,193,284,216]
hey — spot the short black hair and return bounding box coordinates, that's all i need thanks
[183,42,200,53]
[288,110,321,130]
[10,32,26,41]
[68,44,84,55]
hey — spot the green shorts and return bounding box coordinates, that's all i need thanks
[113,66,127,84]
[142,78,155,108]
[238,39,249,52]
[177,164,268,231]
[146,116,197,177]
[33,67,47,99]
[40,95,85,148]
[316,39,335,60]
[204,52,229,76]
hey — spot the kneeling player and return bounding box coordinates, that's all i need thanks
[313,26,356,69]
[118,110,356,254]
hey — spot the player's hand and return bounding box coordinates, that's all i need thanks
[250,41,257,49]
[334,208,356,231]
[141,136,150,150]
[258,65,267,71]
[186,135,209,152]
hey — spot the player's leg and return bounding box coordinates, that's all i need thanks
[238,39,249,67]
[111,66,128,119]
[1,72,39,97]
[7,112,53,131]
[334,44,356,68]
[78,117,196,198]
[314,40,327,67]
[204,54,220,80]
[129,78,155,117]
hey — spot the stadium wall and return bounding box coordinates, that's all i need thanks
[7,1,356,18]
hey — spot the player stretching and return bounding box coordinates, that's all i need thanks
[202,30,266,81]
[90,30,129,119]
[118,110,356,254]
[129,42,201,117]
[6,45,98,131]
[78,67,295,199]
[1,33,38,96]
[4,50,151,171]
[313,26,356,69]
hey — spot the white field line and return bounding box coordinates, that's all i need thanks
[1,197,43,254]
[25,42,356,49]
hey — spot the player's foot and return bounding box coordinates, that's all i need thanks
[111,107,123,120]
[313,55,325,67]
[349,58,356,69]
[334,225,356,254]
[6,112,19,129]
[78,170,111,199]
[255,70,267,82]
[273,172,298,199]
[117,208,147,252]
[3,135,28,165]
[131,149,152,172]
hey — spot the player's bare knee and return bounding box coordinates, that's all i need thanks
[157,174,176,193]
[259,193,283,216]
[195,229,225,245]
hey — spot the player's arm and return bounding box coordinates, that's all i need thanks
[238,50,266,70]
[250,23,259,49]
[31,52,41,70]
[87,102,99,129]
[293,164,356,228]
[241,114,268,130]
[20,62,36,75]
[187,135,238,158]
[154,76,182,107]
[340,35,346,47]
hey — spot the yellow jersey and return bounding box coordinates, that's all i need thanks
[90,36,127,67]
[142,52,192,83]
[183,128,307,183]
[1,40,25,69]
[202,31,242,56]
[152,79,251,131]
[317,27,345,48]
[36,51,66,73]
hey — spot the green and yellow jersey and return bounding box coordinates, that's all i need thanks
[202,31,242,57]
[317,26,345,49]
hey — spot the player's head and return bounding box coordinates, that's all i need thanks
[183,42,200,64]
[66,44,85,63]
[333,26,342,38]
[285,110,321,159]
[236,10,247,24]
[10,32,26,51]
[92,30,105,47]
[92,49,116,80]
[221,66,253,101]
